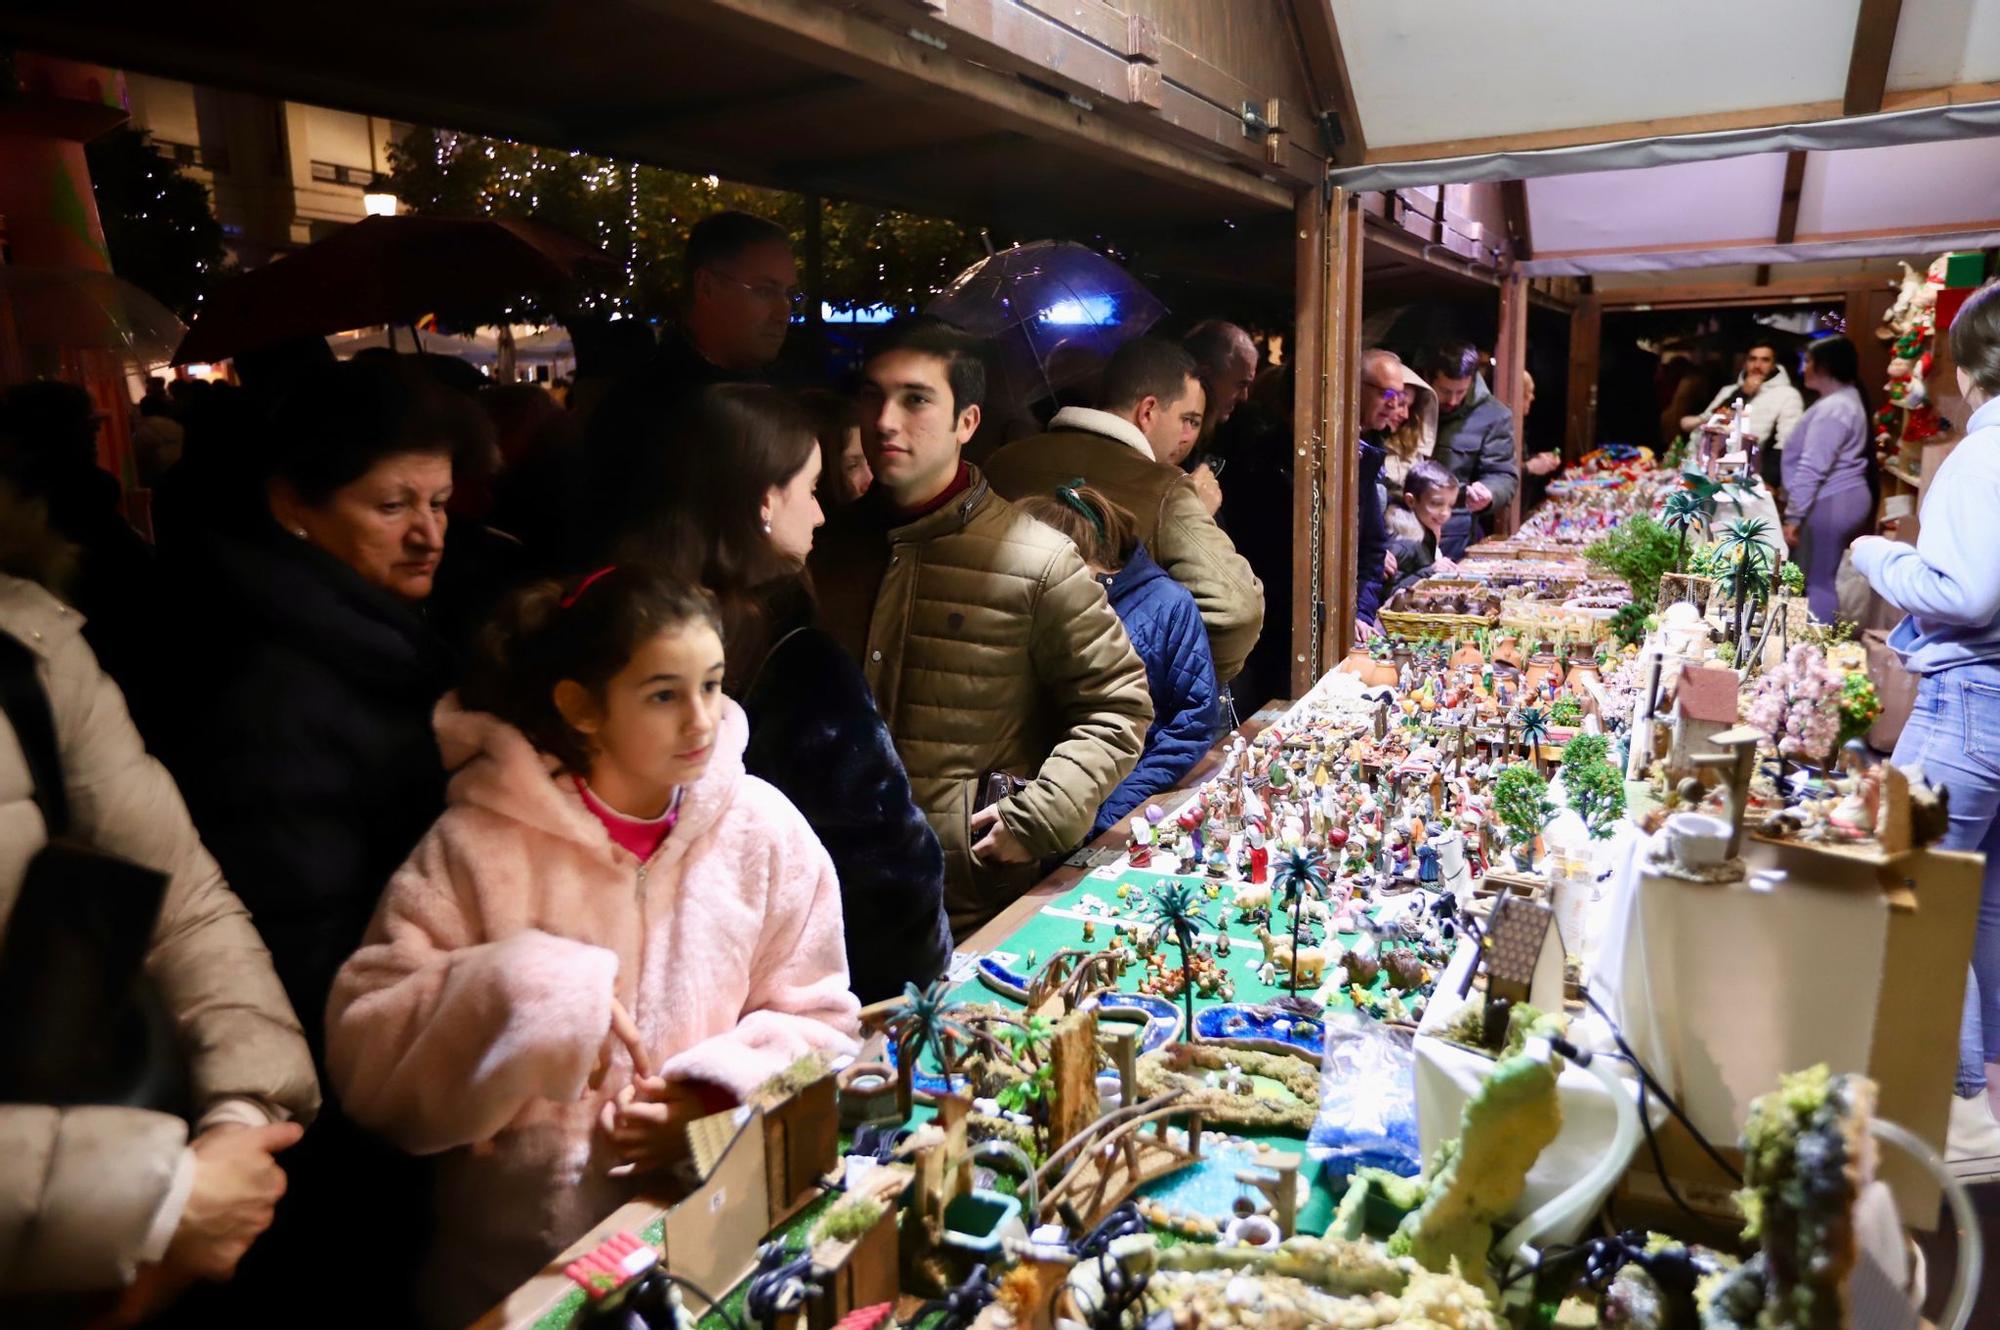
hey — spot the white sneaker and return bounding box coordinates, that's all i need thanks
[1945,1092,2000,1182]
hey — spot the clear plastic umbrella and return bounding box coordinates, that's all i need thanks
[0,266,186,376]
[925,240,1165,412]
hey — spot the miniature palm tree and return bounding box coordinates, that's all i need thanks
[1660,489,1706,574]
[1514,706,1552,776]
[1717,516,1774,653]
[1272,847,1332,995]
[881,979,974,1118]
[1146,882,1211,1040]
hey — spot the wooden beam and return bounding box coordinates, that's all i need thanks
[1775,148,1809,244]
[1500,178,1533,260]
[773,131,1024,184]
[838,0,1321,182]
[1880,78,2000,112]
[1362,217,1501,288]
[678,0,1294,213]
[1756,148,1810,287]
[1492,271,1530,534]
[1565,293,1601,464]
[1327,191,1364,667]
[1362,97,1845,166]
[1843,0,1905,116]
[1291,185,1328,701]
[559,76,863,140]
[1597,275,1867,311]
[1282,0,1364,166]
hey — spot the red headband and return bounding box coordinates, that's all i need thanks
[560,565,617,609]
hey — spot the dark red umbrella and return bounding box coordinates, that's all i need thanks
[173,214,614,365]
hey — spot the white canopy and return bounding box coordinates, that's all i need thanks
[1320,0,2000,273]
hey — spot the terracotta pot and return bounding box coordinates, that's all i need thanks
[1521,652,1559,696]
[1365,659,1400,687]
[1492,639,1524,669]
[1565,661,1602,692]
[1338,648,1374,677]
[1451,642,1484,670]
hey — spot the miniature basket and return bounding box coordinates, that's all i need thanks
[1377,578,1500,637]
[1379,606,1498,637]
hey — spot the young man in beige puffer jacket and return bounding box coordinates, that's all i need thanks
[812,318,1153,938]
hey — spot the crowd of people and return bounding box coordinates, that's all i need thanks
[0,208,1290,1327]
[9,188,1992,1322]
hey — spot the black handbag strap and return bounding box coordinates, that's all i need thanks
[0,629,70,839]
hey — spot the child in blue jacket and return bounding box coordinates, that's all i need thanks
[1017,484,1221,839]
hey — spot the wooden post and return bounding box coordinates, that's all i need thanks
[1047,1009,1099,1157]
[1291,182,1362,698]
[1106,1028,1139,1109]
[1493,269,1530,535]
[1565,292,1600,465]
[1291,185,1328,700]
[1326,189,1364,663]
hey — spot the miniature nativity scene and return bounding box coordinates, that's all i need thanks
[475,376,1981,1330]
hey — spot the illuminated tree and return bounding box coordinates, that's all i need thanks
[87,126,227,319]
[385,129,982,328]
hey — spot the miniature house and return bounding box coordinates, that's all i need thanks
[1483,893,1565,1015]
[1666,664,1740,775]
[674,1107,775,1303]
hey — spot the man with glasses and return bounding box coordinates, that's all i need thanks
[1354,348,1407,639]
[985,336,1264,686]
[656,210,801,399]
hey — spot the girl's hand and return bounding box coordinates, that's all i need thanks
[586,998,652,1096]
[599,1077,707,1178]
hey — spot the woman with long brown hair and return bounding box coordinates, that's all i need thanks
[621,384,948,1002]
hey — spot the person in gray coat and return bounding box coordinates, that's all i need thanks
[1418,341,1518,559]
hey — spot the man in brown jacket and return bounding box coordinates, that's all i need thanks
[812,319,1153,937]
[984,337,1264,683]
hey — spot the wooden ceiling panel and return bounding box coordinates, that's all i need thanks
[0,0,1293,232]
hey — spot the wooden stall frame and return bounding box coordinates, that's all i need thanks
[1491,268,1530,535]
[1289,184,1328,701]
[1291,184,1363,700]
[1564,291,1600,466]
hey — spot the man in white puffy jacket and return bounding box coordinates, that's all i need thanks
[1679,342,1805,491]
[0,571,318,1313]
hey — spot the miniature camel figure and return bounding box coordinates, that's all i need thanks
[1254,926,1327,985]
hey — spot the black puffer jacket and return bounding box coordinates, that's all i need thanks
[159,526,454,1054]
[739,582,951,1002]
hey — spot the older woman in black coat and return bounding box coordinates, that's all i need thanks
[618,383,951,1003]
[155,357,482,1324]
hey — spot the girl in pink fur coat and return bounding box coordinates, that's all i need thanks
[325,567,860,1327]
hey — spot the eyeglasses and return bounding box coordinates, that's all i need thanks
[1364,382,1404,405]
[712,269,805,310]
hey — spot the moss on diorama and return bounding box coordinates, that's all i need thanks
[1133,1043,1320,1133]
[810,1194,886,1246]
